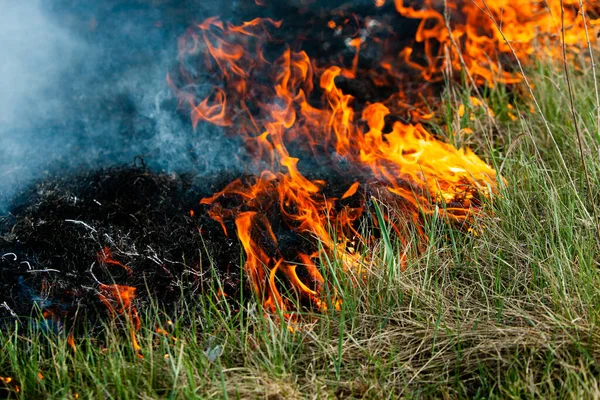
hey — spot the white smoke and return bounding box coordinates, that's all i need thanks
[0,1,85,210]
[0,1,245,212]
[0,1,83,127]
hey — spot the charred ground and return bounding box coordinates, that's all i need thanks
[0,164,382,332]
[0,166,243,330]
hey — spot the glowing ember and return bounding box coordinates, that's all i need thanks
[0,376,20,393]
[167,2,598,316]
[97,246,133,275]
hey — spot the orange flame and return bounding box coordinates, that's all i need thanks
[89,247,142,351]
[169,3,598,316]
[97,277,141,351]
[97,246,133,275]
[395,0,599,86]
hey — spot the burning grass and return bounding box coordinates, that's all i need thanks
[2,0,600,398]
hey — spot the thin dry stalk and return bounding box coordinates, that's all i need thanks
[442,0,500,148]
[578,0,600,141]
[475,0,592,221]
[559,0,600,243]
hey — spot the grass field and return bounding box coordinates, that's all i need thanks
[2,31,600,400]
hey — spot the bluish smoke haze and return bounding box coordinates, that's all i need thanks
[0,0,245,212]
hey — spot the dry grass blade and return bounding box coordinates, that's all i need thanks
[474,0,591,219]
[559,0,600,244]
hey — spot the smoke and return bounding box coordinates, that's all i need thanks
[0,1,246,213]
[0,1,81,210]
[0,0,389,212]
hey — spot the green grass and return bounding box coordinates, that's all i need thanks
[2,55,600,398]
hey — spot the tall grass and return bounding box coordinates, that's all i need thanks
[2,41,600,400]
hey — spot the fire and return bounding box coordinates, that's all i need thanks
[0,376,20,394]
[98,283,141,351]
[395,0,600,86]
[95,247,141,350]
[97,246,133,275]
[168,2,598,316]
